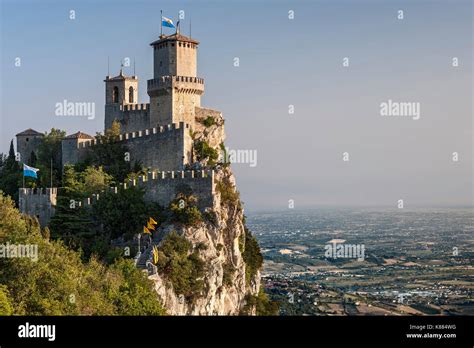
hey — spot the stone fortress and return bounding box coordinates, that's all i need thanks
[18,31,223,226]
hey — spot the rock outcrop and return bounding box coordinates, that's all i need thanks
[143,111,261,315]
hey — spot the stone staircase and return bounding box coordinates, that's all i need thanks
[136,245,151,269]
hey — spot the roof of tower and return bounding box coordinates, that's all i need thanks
[150,33,199,46]
[105,69,138,82]
[65,131,94,140]
[16,128,44,137]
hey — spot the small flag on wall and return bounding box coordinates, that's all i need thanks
[23,164,39,179]
[152,245,159,265]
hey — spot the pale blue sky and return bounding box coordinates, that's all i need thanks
[1,0,472,209]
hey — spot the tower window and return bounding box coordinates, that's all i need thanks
[129,86,134,103]
[112,87,119,103]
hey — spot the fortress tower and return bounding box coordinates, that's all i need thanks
[16,128,44,165]
[147,33,204,129]
[104,70,140,131]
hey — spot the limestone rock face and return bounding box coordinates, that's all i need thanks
[193,109,225,151]
[147,112,261,315]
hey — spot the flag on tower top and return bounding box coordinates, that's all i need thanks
[162,16,175,29]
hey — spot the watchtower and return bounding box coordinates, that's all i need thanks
[104,69,139,131]
[16,128,44,165]
[147,33,204,129]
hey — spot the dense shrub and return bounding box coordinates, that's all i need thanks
[202,116,216,127]
[156,231,205,303]
[0,192,165,315]
[242,228,263,286]
[216,179,240,206]
[194,140,218,165]
[169,194,202,227]
[241,289,279,316]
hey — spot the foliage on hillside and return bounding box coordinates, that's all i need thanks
[156,231,205,303]
[0,192,165,315]
[78,121,141,182]
[50,165,162,259]
[241,288,280,316]
[0,140,21,204]
[194,140,218,166]
[169,194,203,227]
[241,227,263,286]
[216,177,240,206]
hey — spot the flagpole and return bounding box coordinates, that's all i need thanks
[160,10,163,37]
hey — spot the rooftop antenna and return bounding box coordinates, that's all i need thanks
[190,15,192,38]
[120,60,124,75]
[107,56,110,76]
[133,57,136,76]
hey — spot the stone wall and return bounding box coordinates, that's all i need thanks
[65,122,193,171]
[83,170,215,211]
[18,188,57,227]
[105,103,150,133]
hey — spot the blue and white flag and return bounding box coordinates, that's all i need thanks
[162,16,175,29]
[23,164,39,179]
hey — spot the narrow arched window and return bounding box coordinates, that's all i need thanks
[112,86,119,103]
[129,86,134,103]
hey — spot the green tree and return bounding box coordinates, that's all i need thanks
[80,166,113,196]
[81,121,134,182]
[108,259,166,315]
[194,140,218,166]
[0,191,165,315]
[0,285,13,315]
[169,194,203,227]
[37,128,66,187]
[242,228,263,286]
[91,186,162,241]
[156,231,205,303]
[0,140,21,204]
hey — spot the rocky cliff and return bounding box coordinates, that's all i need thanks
[143,111,261,315]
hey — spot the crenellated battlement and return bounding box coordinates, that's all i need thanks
[147,75,204,96]
[19,187,58,196]
[77,122,191,149]
[18,187,58,227]
[120,103,149,112]
[81,170,215,210]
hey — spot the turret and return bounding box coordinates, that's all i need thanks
[147,33,204,129]
[104,70,139,131]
